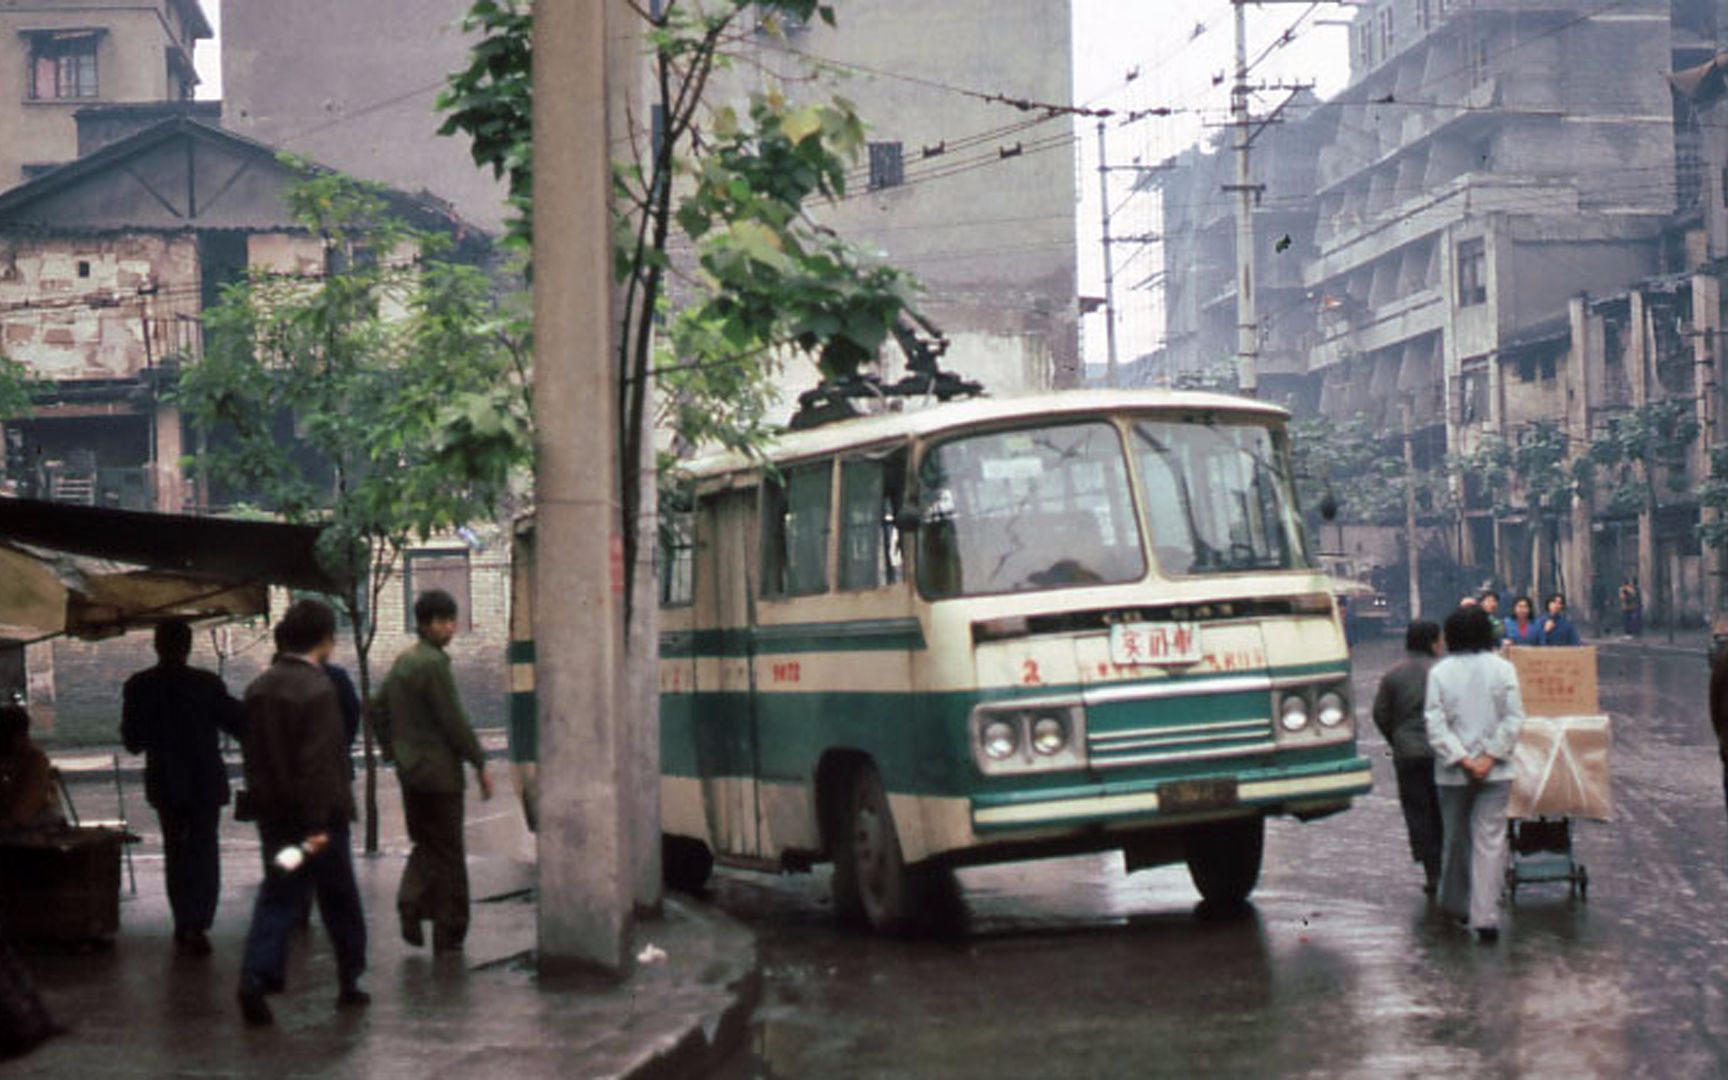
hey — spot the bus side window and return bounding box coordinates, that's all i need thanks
[659,489,695,607]
[839,451,906,591]
[762,461,834,598]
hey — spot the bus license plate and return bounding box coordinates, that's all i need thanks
[1108,621,1202,667]
[1158,778,1239,813]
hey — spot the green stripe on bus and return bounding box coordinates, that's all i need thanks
[660,617,927,658]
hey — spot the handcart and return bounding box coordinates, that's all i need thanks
[1505,817,1588,901]
[1502,647,1612,906]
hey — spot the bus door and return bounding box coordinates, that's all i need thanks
[693,487,762,858]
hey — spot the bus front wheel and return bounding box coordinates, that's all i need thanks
[833,762,928,935]
[1185,815,1265,906]
[663,834,715,895]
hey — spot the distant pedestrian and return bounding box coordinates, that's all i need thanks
[1619,580,1643,638]
[120,619,244,957]
[1373,620,1445,894]
[1478,590,1505,645]
[1503,596,1541,647]
[375,589,492,954]
[1425,605,1526,944]
[235,600,368,1026]
[1537,593,1581,646]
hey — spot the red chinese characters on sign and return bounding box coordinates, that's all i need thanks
[1108,622,1203,667]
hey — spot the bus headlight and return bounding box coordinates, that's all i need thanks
[1031,714,1069,756]
[982,718,1020,761]
[1316,690,1349,728]
[1279,693,1310,732]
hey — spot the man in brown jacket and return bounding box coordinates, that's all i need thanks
[376,589,491,953]
[235,599,367,1026]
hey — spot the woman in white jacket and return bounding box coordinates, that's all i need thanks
[1424,604,1526,943]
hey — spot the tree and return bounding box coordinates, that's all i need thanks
[0,355,34,419]
[439,0,921,622]
[1586,399,1700,621]
[174,167,530,852]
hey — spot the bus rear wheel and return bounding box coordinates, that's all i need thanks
[663,834,715,895]
[833,762,929,935]
[1185,815,1265,907]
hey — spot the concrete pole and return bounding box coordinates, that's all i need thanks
[533,0,633,975]
[1629,288,1657,628]
[1402,399,1422,620]
[1230,0,1258,398]
[1694,272,1722,616]
[1096,122,1119,388]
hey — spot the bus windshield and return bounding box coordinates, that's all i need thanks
[917,421,1145,598]
[1131,419,1309,575]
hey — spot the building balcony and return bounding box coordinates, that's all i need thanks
[1308,287,1447,372]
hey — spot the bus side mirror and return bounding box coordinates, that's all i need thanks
[1319,492,1339,522]
[895,506,923,533]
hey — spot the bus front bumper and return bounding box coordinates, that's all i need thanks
[968,756,1373,833]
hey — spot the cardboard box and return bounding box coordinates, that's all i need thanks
[1506,646,1599,717]
[1506,715,1613,821]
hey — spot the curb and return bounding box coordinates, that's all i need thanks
[625,896,762,1080]
[1591,639,1709,660]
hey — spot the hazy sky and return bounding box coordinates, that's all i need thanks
[190,0,1349,369]
[1073,0,1351,370]
[193,0,221,99]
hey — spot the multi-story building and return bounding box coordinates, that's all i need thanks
[220,0,510,233]
[1157,0,1725,618]
[0,0,211,188]
[722,1,1081,400]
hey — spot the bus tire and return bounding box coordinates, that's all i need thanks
[663,834,715,895]
[833,762,922,935]
[1185,814,1265,906]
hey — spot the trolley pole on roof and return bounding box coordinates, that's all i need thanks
[533,0,634,975]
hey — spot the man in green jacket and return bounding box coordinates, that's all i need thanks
[376,589,492,952]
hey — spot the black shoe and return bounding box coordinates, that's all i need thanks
[1422,864,1440,896]
[176,930,212,957]
[1474,926,1500,945]
[399,913,425,948]
[237,978,274,1026]
[335,987,371,1010]
[432,926,467,955]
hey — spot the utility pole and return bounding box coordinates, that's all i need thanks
[534,0,633,975]
[1403,399,1422,619]
[1097,121,1120,388]
[1229,0,1258,398]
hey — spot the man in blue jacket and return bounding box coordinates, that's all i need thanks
[1537,593,1582,646]
[121,619,243,957]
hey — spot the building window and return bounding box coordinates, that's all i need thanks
[27,32,100,101]
[659,502,695,608]
[1467,37,1489,85]
[838,452,907,591]
[1357,22,1373,66]
[1378,7,1395,55]
[404,551,473,632]
[868,142,904,191]
[1459,361,1490,425]
[761,461,833,598]
[1456,238,1487,307]
[1415,0,1430,31]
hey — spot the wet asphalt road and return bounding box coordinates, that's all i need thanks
[711,639,1728,1079]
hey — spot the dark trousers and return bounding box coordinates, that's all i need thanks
[398,791,469,941]
[240,823,366,992]
[158,805,221,934]
[1393,757,1444,876]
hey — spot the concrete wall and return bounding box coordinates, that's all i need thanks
[220,0,509,232]
[0,2,206,186]
[729,0,1079,395]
